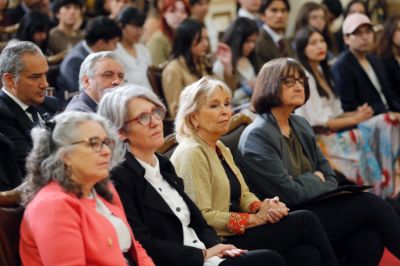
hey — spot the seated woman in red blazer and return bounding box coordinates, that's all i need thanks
[19,111,155,266]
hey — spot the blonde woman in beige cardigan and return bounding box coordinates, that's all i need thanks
[171,77,338,266]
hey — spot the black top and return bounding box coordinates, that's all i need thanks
[217,150,241,212]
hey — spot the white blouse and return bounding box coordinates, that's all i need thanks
[137,156,224,266]
[114,43,153,89]
[90,191,132,252]
[296,69,343,126]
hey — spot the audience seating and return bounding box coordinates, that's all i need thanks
[0,23,19,41]
[0,183,24,266]
[147,63,174,136]
[45,50,68,97]
[220,113,252,157]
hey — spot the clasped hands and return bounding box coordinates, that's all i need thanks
[256,196,289,224]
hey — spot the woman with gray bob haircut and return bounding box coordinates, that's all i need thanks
[20,111,155,266]
[99,84,286,266]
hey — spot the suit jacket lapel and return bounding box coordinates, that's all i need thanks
[0,91,34,133]
[124,153,178,216]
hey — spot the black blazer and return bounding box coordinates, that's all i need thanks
[237,113,338,207]
[381,55,400,99]
[0,91,60,175]
[0,133,22,191]
[332,50,400,114]
[110,152,220,266]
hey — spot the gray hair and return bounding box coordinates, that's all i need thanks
[0,41,43,84]
[175,77,231,142]
[78,51,121,91]
[22,111,125,205]
[98,84,165,131]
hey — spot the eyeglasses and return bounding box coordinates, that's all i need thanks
[125,106,165,127]
[71,137,115,152]
[281,76,308,87]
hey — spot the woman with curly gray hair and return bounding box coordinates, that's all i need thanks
[19,111,155,266]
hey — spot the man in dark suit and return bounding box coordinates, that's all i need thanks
[0,41,60,177]
[56,16,121,105]
[65,51,125,112]
[254,0,294,70]
[0,133,22,191]
[333,13,400,115]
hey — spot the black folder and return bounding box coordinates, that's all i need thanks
[311,184,373,202]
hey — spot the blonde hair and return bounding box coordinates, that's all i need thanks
[174,77,231,142]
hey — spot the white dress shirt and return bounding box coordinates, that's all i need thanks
[137,156,224,266]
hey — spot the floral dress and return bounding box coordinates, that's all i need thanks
[296,71,400,198]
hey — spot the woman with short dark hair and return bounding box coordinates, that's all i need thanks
[237,57,400,265]
[171,76,338,266]
[116,7,152,88]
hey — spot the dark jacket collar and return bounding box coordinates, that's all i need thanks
[0,90,33,129]
[261,112,315,166]
[81,91,98,112]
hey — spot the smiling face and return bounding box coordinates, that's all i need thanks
[191,87,232,141]
[122,97,164,155]
[63,120,112,189]
[305,32,327,63]
[3,52,49,106]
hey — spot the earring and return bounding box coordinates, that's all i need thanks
[194,124,199,132]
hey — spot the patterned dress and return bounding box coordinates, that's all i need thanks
[296,71,400,198]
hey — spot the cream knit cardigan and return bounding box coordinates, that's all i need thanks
[171,134,260,237]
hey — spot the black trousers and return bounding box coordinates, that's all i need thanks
[293,192,400,266]
[220,249,286,266]
[223,210,338,266]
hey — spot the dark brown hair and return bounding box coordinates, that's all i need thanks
[252,58,310,114]
[376,15,400,58]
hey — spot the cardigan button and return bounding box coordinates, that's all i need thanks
[176,207,181,212]
[192,240,198,243]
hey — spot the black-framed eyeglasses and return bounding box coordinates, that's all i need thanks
[71,137,115,152]
[124,106,165,127]
[281,76,308,87]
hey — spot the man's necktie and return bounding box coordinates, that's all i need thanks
[278,39,289,57]
[26,106,39,124]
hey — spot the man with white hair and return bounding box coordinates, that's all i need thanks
[65,51,125,112]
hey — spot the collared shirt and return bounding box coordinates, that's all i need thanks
[137,156,224,266]
[82,40,93,55]
[361,61,389,109]
[262,24,283,46]
[237,8,258,20]
[2,88,41,123]
[89,190,132,253]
